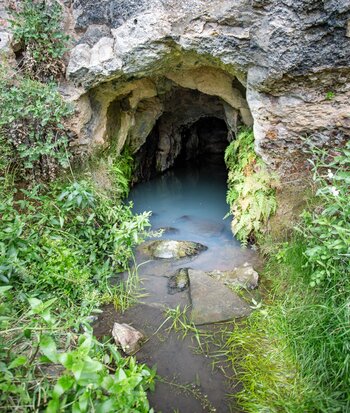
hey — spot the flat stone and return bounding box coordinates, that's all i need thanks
[208,263,259,290]
[112,322,145,355]
[189,269,251,325]
[141,240,207,259]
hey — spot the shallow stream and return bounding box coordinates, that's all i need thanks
[94,161,260,413]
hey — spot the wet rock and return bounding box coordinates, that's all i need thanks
[176,215,191,223]
[189,269,251,325]
[168,268,190,294]
[112,322,145,355]
[141,240,207,259]
[208,263,259,290]
[156,226,179,235]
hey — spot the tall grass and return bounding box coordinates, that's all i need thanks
[222,143,350,412]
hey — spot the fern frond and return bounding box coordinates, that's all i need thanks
[225,127,278,244]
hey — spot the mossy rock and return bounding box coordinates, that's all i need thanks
[168,268,190,294]
[141,240,207,259]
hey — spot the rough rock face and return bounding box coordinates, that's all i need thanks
[63,0,350,176]
[3,0,349,177]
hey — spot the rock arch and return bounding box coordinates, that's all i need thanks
[64,0,350,176]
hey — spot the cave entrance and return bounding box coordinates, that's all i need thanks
[131,85,238,182]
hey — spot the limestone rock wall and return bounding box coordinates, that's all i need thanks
[3,0,350,177]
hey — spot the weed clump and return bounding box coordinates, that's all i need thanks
[9,0,69,80]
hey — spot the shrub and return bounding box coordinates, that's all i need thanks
[0,179,151,304]
[0,69,73,180]
[0,292,156,413]
[8,0,69,80]
[225,127,278,245]
[299,142,350,287]
[0,178,154,411]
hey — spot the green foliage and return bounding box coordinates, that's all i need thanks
[298,142,350,287]
[225,128,277,245]
[109,149,135,199]
[0,293,155,412]
[222,143,350,412]
[0,68,73,180]
[325,91,335,100]
[0,178,154,411]
[0,179,151,303]
[8,0,69,80]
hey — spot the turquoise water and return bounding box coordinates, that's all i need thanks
[130,161,257,271]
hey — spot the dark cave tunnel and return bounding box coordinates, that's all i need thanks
[133,115,230,182]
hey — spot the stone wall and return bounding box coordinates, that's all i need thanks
[3,0,350,178]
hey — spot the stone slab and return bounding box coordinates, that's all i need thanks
[189,269,251,325]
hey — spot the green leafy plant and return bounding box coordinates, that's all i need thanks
[8,0,69,80]
[0,177,155,411]
[0,294,156,412]
[298,142,350,287]
[325,91,335,100]
[225,127,278,245]
[109,149,135,199]
[0,68,73,180]
[0,179,151,302]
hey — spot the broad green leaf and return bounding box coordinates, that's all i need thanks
[46,397,60,413]
[8,356,27,369]
[28,297,42,310]
[79,391,89,412]
[82,357,103,374]
[0,286,12,295]
[72,401,82,413]
[95,400,115,413]
[53,375,75,397]
[40,335,58,363]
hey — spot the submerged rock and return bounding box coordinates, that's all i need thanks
[168,268,190,294]
[208,263,259,290]
[141,240,207,259]
[156,226,179,235]
[191,219,225,237]
[176,215,225,237]
[112,323,145,355]
[189,269,251,325]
